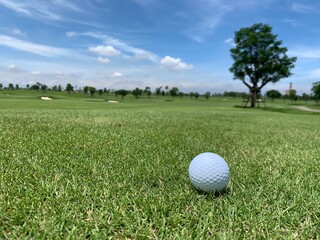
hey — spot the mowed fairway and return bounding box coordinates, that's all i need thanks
[0,93,319,239]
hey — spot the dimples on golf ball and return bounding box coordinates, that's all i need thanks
[189,152,229,192]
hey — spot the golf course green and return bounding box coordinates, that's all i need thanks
[0,90,319,239]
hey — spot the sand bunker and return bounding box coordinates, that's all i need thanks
[108,100,119,103]
[41,97,53,101]
[292,106,320,112]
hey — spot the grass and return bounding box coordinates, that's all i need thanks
[0,91,319,239]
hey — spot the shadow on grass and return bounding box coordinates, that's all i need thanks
[195,187,230,199]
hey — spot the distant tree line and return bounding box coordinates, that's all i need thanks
[265,89,312,103]
[0,81,317,103]
[222,91,248,98]
[0,82,211,100]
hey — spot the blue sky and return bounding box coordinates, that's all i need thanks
[0,0,319,94]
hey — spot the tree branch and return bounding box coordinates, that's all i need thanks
[258,78,269,90]
[242,80,252,89]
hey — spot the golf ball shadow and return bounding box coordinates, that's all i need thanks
[195,187,230,199]
[189,152,230,194]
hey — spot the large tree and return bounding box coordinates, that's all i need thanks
[229,23,296,107]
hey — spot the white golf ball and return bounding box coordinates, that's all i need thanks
[188,152,230,192]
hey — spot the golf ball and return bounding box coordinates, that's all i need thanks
[188,152,229,192]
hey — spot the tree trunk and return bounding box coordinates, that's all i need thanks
[250,88,257,108]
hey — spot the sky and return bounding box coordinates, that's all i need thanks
[0,0,320,94]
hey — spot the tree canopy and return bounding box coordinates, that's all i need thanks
[115,89,128,99]
[266,89,281,101]
[132,88,143,99]
[66,83,74,93]
[229,23,296,107]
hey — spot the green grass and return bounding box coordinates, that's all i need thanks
[0,92,319,239]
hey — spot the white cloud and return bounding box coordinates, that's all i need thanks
[0,64,86,89]
[0,0,87,24]
[89,45,121,56]
[51,0,83,12]
[0,34,72,57]
[224,37,235,47]
[111,72,123,78]
[291,2,316,13]
[289,48,320,59]
[0,0,62,20]
[97,56,110,64]
[160,56,193,71]
[185,1,231,43]
[84,32,159,62]
[31,71,41,75]
[12,28,25,36]
[7,63,16,70]
[187,0,277,43]
[0,0,30,15]
[66,31,77,37]
[0,1,109,30]
[192,13,226,43]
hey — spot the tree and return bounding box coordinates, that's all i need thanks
[311,82,320,104]
[288,89,297,102]
[98,89,103,96]
[89,87,96,97]
[155,86,162,96]
[144,86,152,98]
[83,86,89,94]
[194,92,200,99]
[266,89,281,101]
[229,23,296,107]
[204,91,211,100]
[8,83,14,90]
[115,89,128,99]
[65,83,74,93]
[223,91,248,98]
[41,84,48,92]
[0,83,3,90]
[302,93,310,103]
[15,84,19,90]
[30,84,40,90]
[165,85,169,95]
[132,88,143,99]
[170,87,179,98]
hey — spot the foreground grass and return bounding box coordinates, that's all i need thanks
[0,95,319,239]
